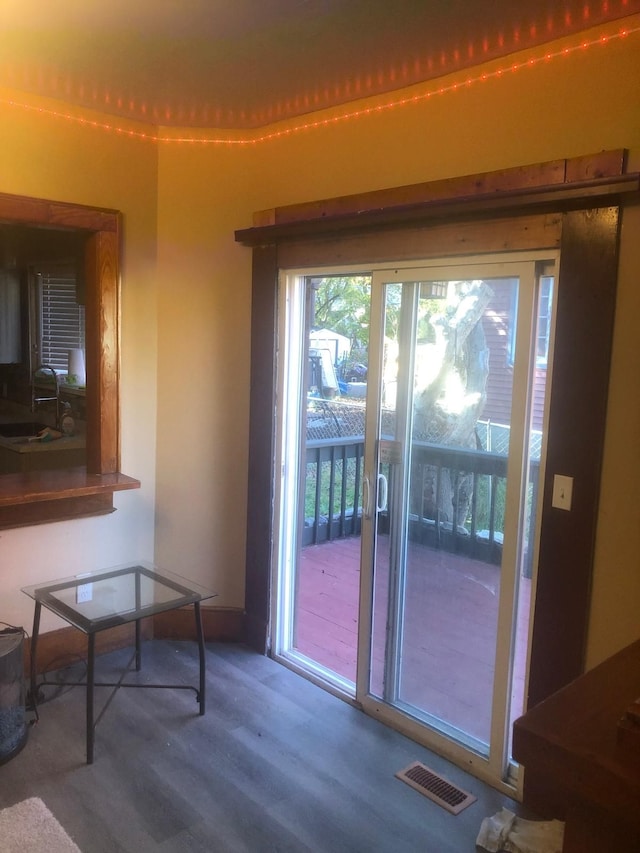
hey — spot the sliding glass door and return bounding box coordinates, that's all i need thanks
[274,253,556,789]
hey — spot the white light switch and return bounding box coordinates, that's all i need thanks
[552,474,573,511]
[76,582,93,603]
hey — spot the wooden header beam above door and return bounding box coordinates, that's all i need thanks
[236,150,639,246]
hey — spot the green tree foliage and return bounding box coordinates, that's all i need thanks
[311,276,371,348]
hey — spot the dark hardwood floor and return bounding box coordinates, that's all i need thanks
[1,641,525,851]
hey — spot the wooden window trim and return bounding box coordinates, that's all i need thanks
[0,192,140,528]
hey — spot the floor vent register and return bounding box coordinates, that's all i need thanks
[395,761,477,815]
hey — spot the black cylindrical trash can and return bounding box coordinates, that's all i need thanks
[0,626,28,764]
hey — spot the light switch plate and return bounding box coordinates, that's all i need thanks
[76,582,93,604]
[552,474,573,511]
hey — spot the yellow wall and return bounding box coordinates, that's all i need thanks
[154,143,253,602]
[0,94,159,633]
[1,16,639,666]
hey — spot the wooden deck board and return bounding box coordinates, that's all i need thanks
[296,536,531,745]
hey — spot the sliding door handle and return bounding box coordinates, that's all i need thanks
[363,475,372,519]
[376,472,388,512]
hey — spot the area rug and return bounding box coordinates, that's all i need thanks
[0,797,81,852]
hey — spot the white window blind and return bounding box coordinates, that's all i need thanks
[38,271,85,373]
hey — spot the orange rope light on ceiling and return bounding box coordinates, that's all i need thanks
[1,23,638,147]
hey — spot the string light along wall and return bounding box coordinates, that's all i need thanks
[1,22,638,147]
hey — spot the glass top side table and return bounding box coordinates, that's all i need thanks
[22,564,217,763]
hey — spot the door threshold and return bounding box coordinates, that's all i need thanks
[273,650,358,706]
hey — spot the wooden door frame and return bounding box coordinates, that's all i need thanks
[237,151,637,709]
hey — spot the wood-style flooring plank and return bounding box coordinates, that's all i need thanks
[0,641,528,852]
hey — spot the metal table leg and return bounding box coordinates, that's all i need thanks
[86,633,95,764]
[135,571,142,672]
[194,601,205,715]
[135,619,142,672]
[29,602,41,710]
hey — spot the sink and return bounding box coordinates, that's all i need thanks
[0,422,50,438]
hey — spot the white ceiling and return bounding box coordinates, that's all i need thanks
[1,0,638,128]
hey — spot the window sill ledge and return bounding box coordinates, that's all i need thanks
[0,467,141,529]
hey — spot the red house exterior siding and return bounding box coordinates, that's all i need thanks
[481,283,548,434]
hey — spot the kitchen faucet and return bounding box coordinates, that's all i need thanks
[32,365,60,428]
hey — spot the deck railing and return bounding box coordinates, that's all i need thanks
[304,437,364,546]
[304,436,539,576]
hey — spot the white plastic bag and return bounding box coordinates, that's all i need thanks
[476,807,564,853]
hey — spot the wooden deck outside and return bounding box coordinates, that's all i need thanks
[294,535,531,746]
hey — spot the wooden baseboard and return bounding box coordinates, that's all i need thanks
[153,606,245,643]
[23,606,245,676]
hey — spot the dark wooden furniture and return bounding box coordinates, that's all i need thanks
[513,638,640,853]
